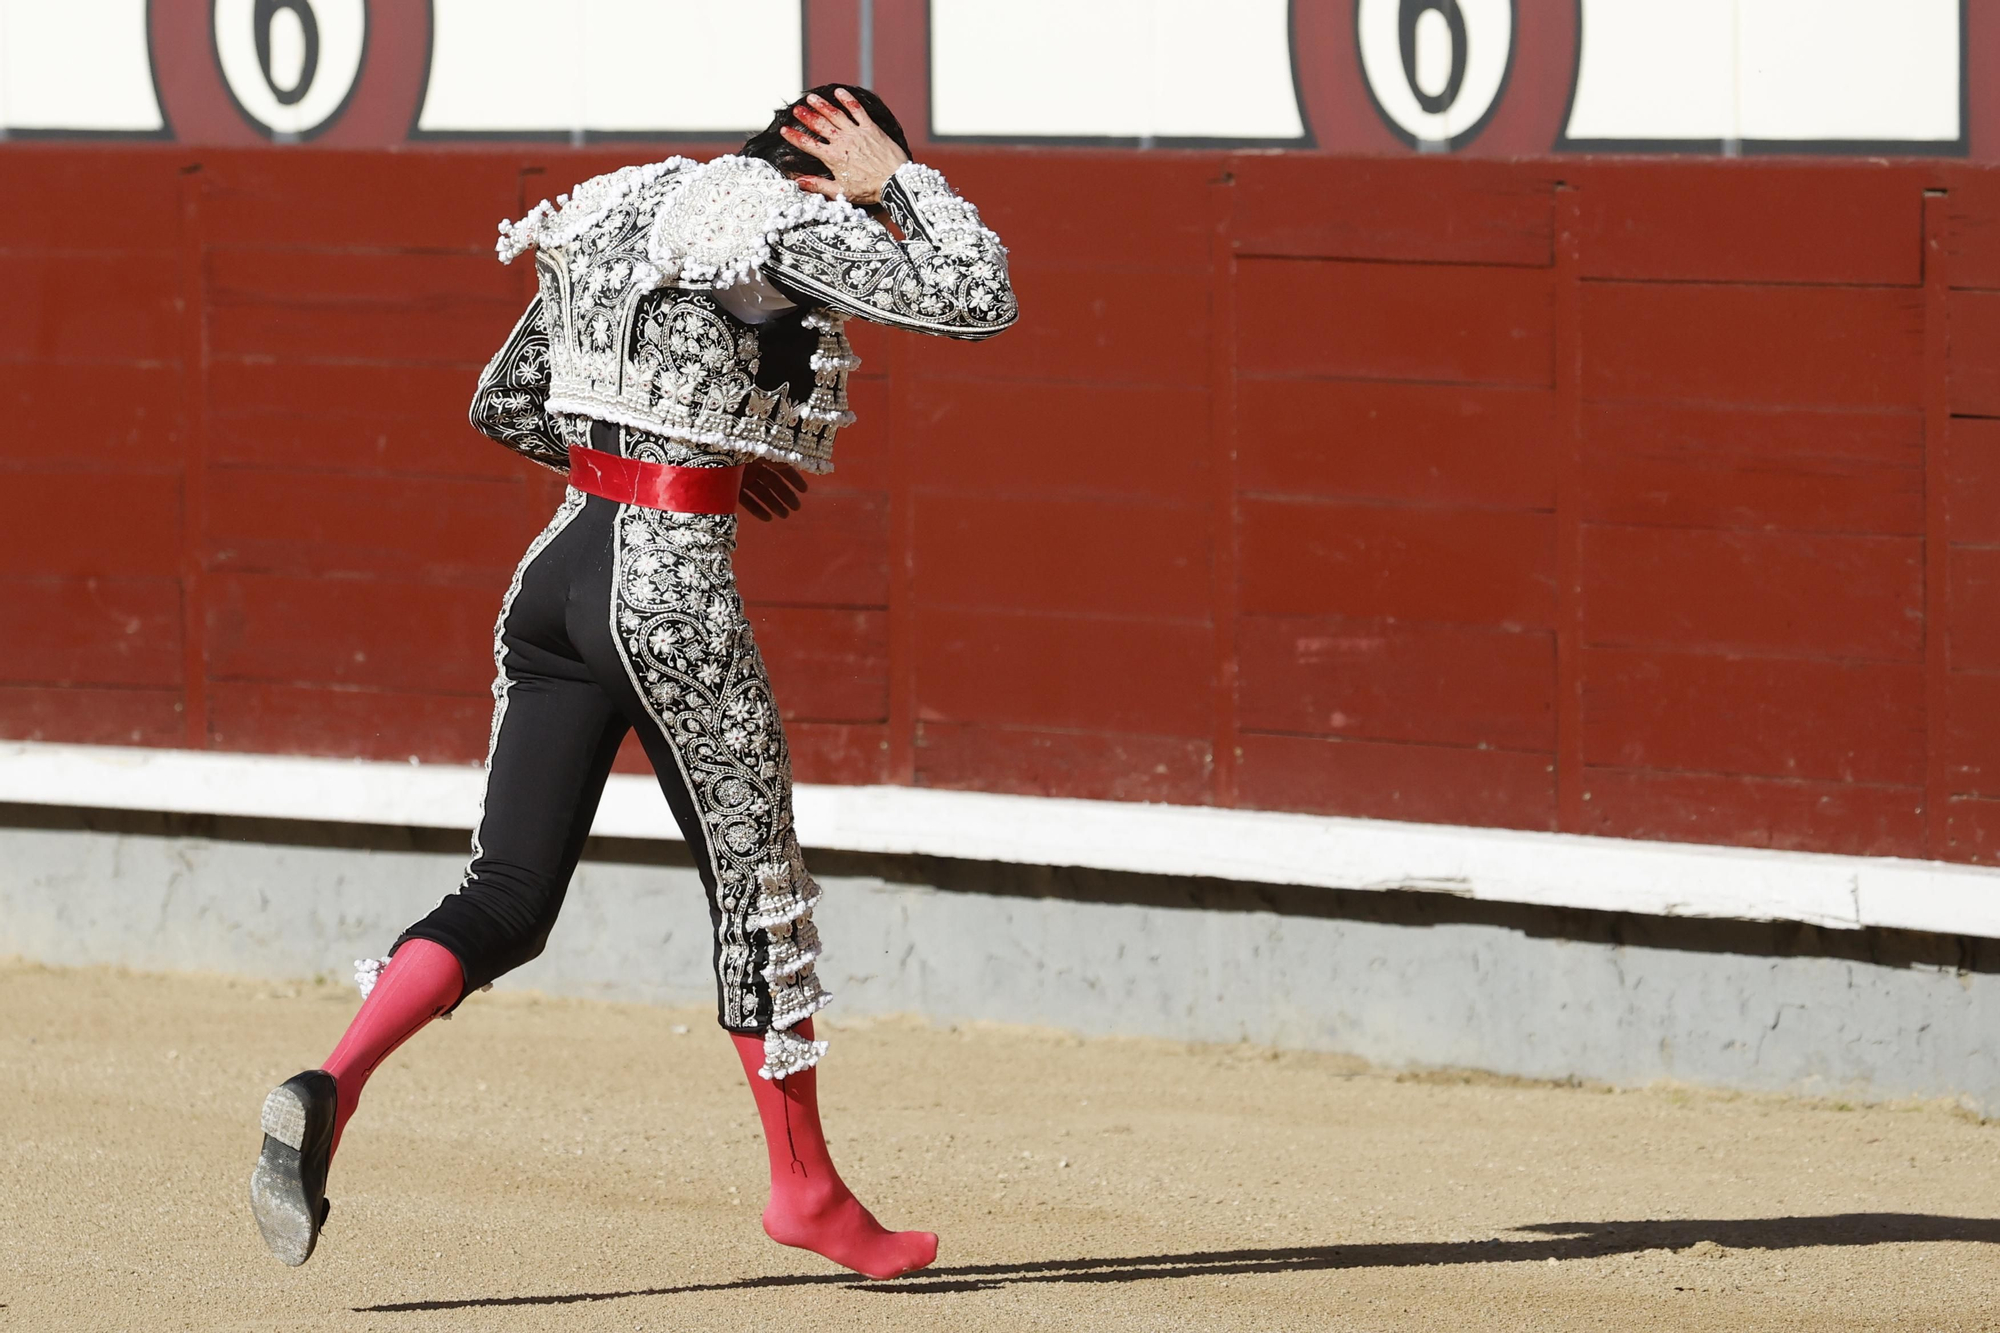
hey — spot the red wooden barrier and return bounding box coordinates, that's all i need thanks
[3,147,1998,864]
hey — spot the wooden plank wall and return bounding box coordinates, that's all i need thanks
[1945,172,2000,860]
[1230,158,1561,830]
[2,147,1997,865]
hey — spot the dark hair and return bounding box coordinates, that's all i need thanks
[741,84,911,178]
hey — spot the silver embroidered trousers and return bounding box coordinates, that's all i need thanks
[395,443,830,1079]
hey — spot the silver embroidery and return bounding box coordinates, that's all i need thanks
[469,295,569,472]
[482,155,1014,478]
[762,1026,829,1081]
[492,155,864,475]
[765,160,1019,340]
[590,422,831,1078]
[645,154,839,289]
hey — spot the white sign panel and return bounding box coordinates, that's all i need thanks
[0,0,162,133]
[1566,0,1960,145]
[418,0,804,136]
[930,0,1306,143]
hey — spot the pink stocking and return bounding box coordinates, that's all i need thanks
[320,939,463,1159]
[729,1021,937,1280]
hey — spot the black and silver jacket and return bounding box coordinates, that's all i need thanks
[468,155,1017,474]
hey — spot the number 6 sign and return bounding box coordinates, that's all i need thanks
[212,0,368,139]
[1355,0,1515,149]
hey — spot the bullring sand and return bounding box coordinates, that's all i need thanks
[4,961,1999,1331]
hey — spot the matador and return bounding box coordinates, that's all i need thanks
[250,85,1016,1281]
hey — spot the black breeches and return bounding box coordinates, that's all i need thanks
[393,486,828,1039]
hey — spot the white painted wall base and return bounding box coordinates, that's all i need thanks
[6,741,2000,939]
[6,809,1998,1114]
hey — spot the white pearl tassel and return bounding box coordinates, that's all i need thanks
[353,957,387,998]
[760,1026,829,1081]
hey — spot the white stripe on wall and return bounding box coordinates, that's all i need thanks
[0,0,162,133]
[417,0,802,135]
[7,740,2000,940]
[1566,0,1960,144]
[929,0,1305,142]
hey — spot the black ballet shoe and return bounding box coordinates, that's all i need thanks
[249,1070,337,1266]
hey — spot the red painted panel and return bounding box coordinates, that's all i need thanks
[839,320,894,377]
[1579,164,1923,285]
[209,357,478,424]
[0,685,185,747]
[210,407,516,481]
[1240,498,1555,626]
[1232,157,1555,266]
[822,376,893,492]
[787,722,891,788]
[1949,547,2000,671]
[1950,171,2000,291]
[747,606,888,723]
[205,468,525,581]
[1583,283,1924,409]
[1582,402,1923,535]
[0,471,180,577]
[1239,259,1553,386]
[734,493,890,607]
[206,574,495,693]
[1582,649,1925,785]
[1237,616,1554,751]
[207,359,512,480]
[948,153,1220,272]
[914,608,1211,737]
[792,469,884,501]
[1943,796,2000,867]
[908,379,1210,504]
[0,577,183,687]
[906,265,1208,387]
[1579,768,1924,858]
[913,495,1209,618]
[915,723,1212,805]
[208,249,518,304]
[1237,732,1556,831]
[1945,671,2000,797]
[0,153,184,252]
[1239,379,1555,509]
[1951,290,2000,417]
[199,152,520,251]
[522,153,660,196]
[612,730,651,777]
[1948,417,2000,545]
[206,682,490,764]
[1581,526,1923,661]
[207,289,517,365]
[0,363,183,468]
[0,253,182,362]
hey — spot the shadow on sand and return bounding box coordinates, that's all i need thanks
[353,1212,2000,1310]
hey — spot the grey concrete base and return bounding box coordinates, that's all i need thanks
[5,806,1999,1114]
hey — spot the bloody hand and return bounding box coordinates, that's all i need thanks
[779,88,910,207]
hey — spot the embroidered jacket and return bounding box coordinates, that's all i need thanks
[469,156,1016,475]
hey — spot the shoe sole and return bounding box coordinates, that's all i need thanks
[249,1082,322,1266]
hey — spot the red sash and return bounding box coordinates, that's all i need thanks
[567,446,746,515]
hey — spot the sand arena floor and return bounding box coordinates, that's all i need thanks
[4,961,2000,1332]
